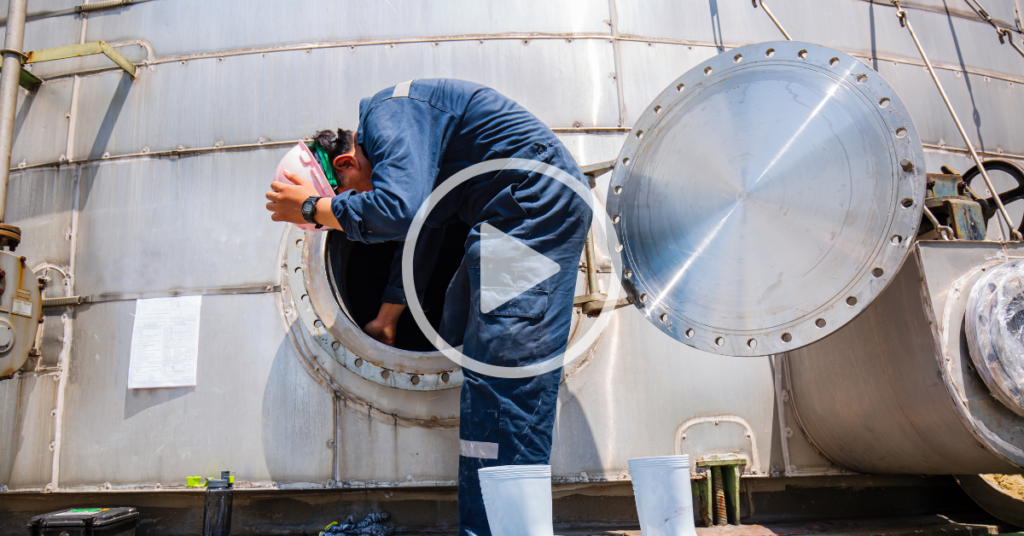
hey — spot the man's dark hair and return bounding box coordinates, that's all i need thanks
[313,128,355,162]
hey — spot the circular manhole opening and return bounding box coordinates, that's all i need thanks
[325,222,471,352]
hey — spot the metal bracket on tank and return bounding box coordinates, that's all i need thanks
[17,41,137,92]
[695,454,747,528]
[573,160,633,316]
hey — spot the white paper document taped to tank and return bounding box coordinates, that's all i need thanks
[127,296,202,389]
[966,261,1024,417]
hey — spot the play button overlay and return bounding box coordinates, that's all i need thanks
[402,157,619,378]
[479,223,560,314]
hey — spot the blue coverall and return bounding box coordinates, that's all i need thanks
[331,79,592,536]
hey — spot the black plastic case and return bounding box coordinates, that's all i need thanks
[27,507,139,536]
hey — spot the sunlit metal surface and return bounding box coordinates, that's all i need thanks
[607,41,925,356]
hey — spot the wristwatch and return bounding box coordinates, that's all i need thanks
[301,196,323,228]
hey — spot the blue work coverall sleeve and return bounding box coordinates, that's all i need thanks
[331,97,458,243]
[381,225,445,306]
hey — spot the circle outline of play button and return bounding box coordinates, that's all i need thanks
[402,157,619,379]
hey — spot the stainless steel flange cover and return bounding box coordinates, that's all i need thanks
[606,41,925,357]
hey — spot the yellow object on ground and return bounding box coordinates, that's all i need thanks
[983,474,1024,501]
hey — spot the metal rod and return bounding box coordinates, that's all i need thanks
[963,0,999,30]
[1009,33,1024,59]
[712,466,727,525]
[583,229,600,297]
[756,1,793,40]
[963,0,1024,59]
[896,3,1021,240]
[0,0,26,223]
[922,205,954,240]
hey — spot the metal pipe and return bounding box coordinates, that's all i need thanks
[895,3,1021,240]
[583,230,600,296]
[754,0,793,40]
[0,0,26,223]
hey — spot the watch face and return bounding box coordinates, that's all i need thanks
[302,198,314,213]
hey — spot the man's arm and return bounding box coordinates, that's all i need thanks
[364,225,446,347]
[330,98,457,243]
[266,170,345,231]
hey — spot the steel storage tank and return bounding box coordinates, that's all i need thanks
[0,0,1023,531]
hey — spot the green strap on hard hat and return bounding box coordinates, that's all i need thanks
[308,142,339,188]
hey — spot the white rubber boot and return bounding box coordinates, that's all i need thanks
[479,465,554,536]
[628,455,699,536]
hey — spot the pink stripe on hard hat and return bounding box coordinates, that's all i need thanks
[275,142,335,231]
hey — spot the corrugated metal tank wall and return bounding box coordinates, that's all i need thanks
[1,0,1022,492]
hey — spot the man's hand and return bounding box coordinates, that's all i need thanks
[364,303,406,347]
[266,170,320,224]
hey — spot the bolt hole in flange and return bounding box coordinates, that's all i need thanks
[856,73,868,83]
[798,49,808,59]
[871,267,885,278]
[815,318,827,328]
[765,48,775,58]
[879,97,890,108]
[781,333,793,343]
[734,53,743,63]
[846,296,858,306]
[829,57,840,67]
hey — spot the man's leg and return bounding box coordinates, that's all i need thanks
[446,143,591,536]
[457,368,561,536]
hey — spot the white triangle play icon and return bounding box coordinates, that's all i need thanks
[479,222,561,314]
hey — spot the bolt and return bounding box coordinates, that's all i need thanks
[901,159,915,172]
[28,349,39,357]
[19,256,26,263]
[926,179,936,188]
[38,318,44,324]
[39,283,45,290]
[411,375,420,386]
[441,372,450,382]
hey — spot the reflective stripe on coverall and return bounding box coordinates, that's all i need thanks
[331,79,592,536]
